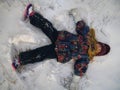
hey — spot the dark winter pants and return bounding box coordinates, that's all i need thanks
[19,12,58,65]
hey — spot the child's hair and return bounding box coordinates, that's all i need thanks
[96,42,110,56]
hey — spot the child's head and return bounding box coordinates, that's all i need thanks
[96,42,110,56]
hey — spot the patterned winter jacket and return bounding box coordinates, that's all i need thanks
[55,28,89,63]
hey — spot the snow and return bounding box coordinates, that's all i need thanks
[0,0,120,90]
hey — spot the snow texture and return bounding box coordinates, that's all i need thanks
[0,0,120,90]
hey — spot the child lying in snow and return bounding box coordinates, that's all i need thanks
[12,4,110,77]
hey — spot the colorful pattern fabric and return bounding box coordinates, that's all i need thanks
[74,58,89,76]
[55,31,89,63]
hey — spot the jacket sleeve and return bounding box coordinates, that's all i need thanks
[74,58,89,76]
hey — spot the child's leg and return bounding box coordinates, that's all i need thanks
[19,44,57,65]
[29,12,58,43]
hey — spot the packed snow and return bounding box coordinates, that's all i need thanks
[0,0,120,90]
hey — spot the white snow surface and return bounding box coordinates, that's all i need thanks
[0,0,120,90]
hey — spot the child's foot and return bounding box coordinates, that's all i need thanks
[23,3,34,20]
[12,56,23,72]
[12,56,20,70]
[11,44,24,72]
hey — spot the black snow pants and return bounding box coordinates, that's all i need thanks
[19,12,58,65]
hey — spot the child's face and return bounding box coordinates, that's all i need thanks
[96,43,102,54]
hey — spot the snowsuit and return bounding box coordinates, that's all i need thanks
[19,12,90,76]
